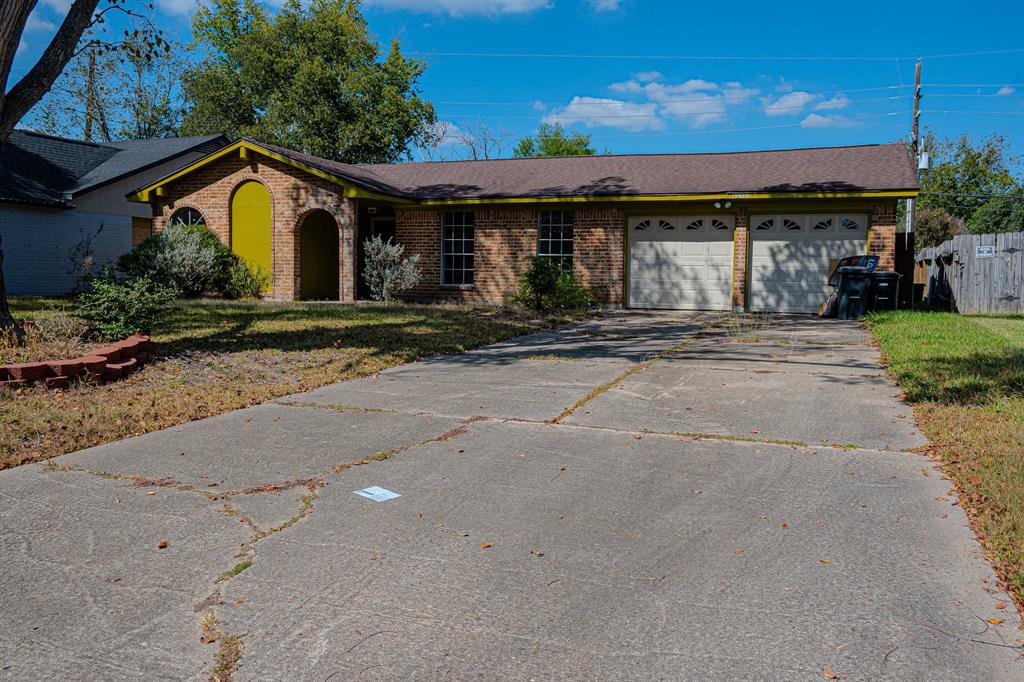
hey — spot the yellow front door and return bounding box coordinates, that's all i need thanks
[231,181,272,290]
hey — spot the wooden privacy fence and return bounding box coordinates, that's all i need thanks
[916,231,1023,313]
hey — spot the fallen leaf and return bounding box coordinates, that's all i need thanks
[816,519,824,526]
[735,549,745,555]
[157,541,169,549]
[692,489,702,494]
[753,514,768,520]
[822,668,840,680]
[633,435,642,440]
[531,550,545,558]
[479,543,494,548]
[780,522,789,529]
[986,618,1004,625]
[751,429,761,434]
[996,603,1007,609]
[146,491,156,496]
[200,635,218,645]
[234,599,243,605]
[820,559,830,565]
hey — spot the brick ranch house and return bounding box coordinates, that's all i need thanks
[128,139,918,313]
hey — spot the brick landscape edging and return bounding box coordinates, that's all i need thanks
[0,333,155,390]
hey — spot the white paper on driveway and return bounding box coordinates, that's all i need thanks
[354,486,401,502]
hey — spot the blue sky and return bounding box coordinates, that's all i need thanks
[12,0,1024,161]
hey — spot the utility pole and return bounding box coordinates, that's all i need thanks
[907,60,922,234]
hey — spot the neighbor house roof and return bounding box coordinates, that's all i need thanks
[129,139,919,205]
[0,130,227,208]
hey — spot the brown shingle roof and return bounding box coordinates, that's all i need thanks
[246,140,919,200]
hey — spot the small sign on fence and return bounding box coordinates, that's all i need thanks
[976,245,996,259]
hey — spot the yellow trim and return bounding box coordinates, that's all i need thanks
[128,140,412,205]
[416,190,917,207]
[239,146,249,160]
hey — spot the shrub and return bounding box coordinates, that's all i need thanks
[514,256,562,309]
[513,257,594,310]
[228,259,271,299]
[362,235,422,302]
[914,207,966,248]
[75,273,175,340]
[118,223,234,297]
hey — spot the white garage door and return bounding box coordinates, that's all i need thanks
[628,215,734,310]
[749,214,868,313]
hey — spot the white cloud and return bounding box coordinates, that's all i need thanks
[543,96,663,132]
[589,0,623,10]
[800,113,857,128]
[16,40,28,56]
[531,99,546,111]
[156,0,198,16]
[365,0,551,15]
[657,91,727,128]
[815,93,850,111]
[774,77,794,93]
[996,86,1016,96]
[762,91,816,116]
[40,0,71,12]
[25,13,57,32]
[633,70,661,82]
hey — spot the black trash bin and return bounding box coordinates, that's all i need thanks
[836,266,872,319]
[871,271,900,312]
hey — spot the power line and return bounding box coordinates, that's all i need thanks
[410,47,1024,62]
[922,109,1024,115]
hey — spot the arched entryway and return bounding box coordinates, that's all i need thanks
[299,210,340,300]
[230,181,272,290]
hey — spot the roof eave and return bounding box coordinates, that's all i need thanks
[413,189,920,206]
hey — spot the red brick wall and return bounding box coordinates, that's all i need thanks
[731,208,749,310]
[394,206,624,305]
[869,202,898,271]
[152,153,356,301]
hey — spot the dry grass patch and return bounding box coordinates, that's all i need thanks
[868,311,1024,609]
[1,298,586,470]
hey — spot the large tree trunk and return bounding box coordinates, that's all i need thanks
[0,0,102,146]
[0,237,25,344]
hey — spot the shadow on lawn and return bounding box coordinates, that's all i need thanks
[895,348,1024,405]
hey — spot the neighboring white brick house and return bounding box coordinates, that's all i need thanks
[0,207,129,295]
[0,130,227,296]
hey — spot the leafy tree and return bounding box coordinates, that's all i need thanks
[918,129,1020,222]
[514,122,602,158]
[914,207,966,248]
[1,0,166,339]
[181,0,435,164]
[966,188,1024,236]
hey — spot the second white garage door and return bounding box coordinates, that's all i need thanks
[628,215,734,310]
[749,214,868,313]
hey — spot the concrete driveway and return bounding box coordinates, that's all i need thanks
[1,313,1020,680]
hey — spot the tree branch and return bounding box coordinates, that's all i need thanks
[0,0,102,143]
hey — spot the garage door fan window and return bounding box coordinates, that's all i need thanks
[442,211,475,286]
[538,210,574,271]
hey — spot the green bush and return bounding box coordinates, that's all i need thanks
[228,259,271,299]
[75,273,175,340]
[118,223,234,297]
[514,257,594,310]
[514,257,562,308]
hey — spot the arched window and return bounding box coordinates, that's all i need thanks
[710,219,729,231]
[168,207,206,228]
[634,219,651,231]
[841,217,862,231]
[658,219,676,231]
[755,218,775,231]
[782,218,801,231]
[685,219,703,231]
[813,218,833,231]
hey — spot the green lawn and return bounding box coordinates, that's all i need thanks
[1,298,584,470]
[868,311,1024,607]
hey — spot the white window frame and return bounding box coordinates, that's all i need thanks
[441,211,475,287]
[537,210,574,271]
